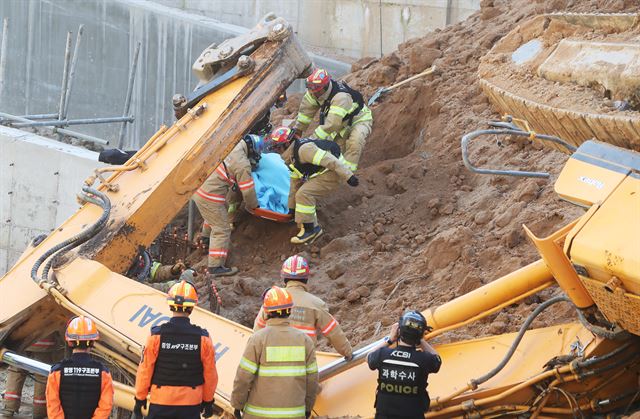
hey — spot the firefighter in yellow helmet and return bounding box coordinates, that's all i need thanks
[231,286,318,419]
[268,126,359,244]
[294,68,373,172]
[254,255,352,359]
[134,280,218,419]
[45,316,114,419]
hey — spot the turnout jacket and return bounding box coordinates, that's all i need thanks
[46,352,114,419]
[135,317,218,407]
[195,141,258,210]
[294,80,373,141]
[254,281,353,358]
[231,318,319,419]
[282,139,353,181]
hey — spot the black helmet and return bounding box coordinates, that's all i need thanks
[399,310,427,346]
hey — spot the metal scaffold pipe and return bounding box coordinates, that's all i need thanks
[117,41,141,149]
[61,25,84,120]
[0,111,109,145]
[0,18,8,98]
[11,116,134,128]
[57,31,72,122]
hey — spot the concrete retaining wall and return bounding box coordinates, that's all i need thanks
[0,0,347,149]
[153,0,480,58]
[0,127,103,275]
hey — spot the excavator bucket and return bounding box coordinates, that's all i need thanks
[479,13,640,152]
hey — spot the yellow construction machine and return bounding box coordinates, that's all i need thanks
[1,12,640,418]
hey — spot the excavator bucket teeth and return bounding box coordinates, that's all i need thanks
[479,13,640,152]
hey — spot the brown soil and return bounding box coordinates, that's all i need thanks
[179,0,639,352]
[479,12,640,114]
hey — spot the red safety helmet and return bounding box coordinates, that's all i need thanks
[65,315,100,347]
[306,68,331,96]
[267,126,294,151]
[281,255,310,282]
[263,286,294,314]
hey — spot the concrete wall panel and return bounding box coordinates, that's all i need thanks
[153,0,480,58]
[0,126,102,274]
[0,0,348,150]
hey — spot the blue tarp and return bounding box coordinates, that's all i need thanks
[252,152,290,214]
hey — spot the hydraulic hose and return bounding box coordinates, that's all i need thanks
[39,188,110,283]
[470,295,571,388]
[31,186,111,285]
[575,309,630,341]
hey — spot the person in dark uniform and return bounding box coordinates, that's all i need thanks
[367,310,441,419]
[134,280,218,419]
[45,316,114,419]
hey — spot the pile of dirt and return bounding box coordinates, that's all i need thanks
[479,12,640,114]
[182,0,638,350]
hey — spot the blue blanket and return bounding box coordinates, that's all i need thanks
[252,152,290,214]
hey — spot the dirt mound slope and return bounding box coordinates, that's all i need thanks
[187,0,638,350]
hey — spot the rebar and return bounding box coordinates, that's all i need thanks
[117,41,140,148]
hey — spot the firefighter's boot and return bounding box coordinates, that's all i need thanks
[208,266,239,277]
[291,223,323,244]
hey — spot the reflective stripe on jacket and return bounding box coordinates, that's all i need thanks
[293,81,372,140]
[282,141,353,182]
[197,141,258,210]
[231,318,318,418]
[254,281,353,358]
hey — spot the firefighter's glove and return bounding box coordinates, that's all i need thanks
[170,262,186,275]
[347,175,359,187]
[234,409,243,419]
[201,401,214,418]
[133,398,147,418]
[306,411,311,419]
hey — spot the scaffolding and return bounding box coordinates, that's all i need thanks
[0,21,140,147]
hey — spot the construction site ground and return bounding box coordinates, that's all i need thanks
[2,0,639,416]
[194,0,638,352]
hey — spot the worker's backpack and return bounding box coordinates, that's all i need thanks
[292,138,341,178]
[319,80,364,126]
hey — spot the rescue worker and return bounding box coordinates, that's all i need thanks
[134,280,218,419]
[1,334,63,418]
[231,286,318,419]
[126,249,186,284]
[45,316,114,418]
[293,68,373,172]
[253,255,353,359]
[268,126,359,244]
[367,311,442,419]
[192,135,263,275]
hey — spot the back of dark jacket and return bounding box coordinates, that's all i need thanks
[367,345,441,417]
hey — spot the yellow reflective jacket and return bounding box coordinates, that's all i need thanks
[281,140,353,181]
[253,281,353,358]
[294,81,373,140]
[231,318,319,418]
